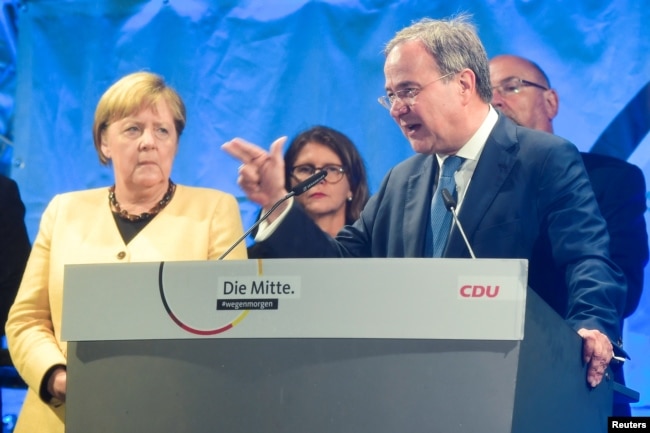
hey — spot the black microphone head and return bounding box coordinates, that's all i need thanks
[441,188,456,211]
[290,170,328,196]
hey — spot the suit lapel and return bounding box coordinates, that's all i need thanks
[404,155,436,256]
[446,115,519,257]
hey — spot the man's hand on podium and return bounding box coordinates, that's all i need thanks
[578,328,614,388]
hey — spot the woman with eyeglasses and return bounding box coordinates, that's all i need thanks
[248,125,369,257]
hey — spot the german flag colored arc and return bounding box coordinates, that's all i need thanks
[158,262,248,335]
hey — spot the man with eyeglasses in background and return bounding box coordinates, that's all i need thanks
[490,54,649,416]
[224,15,627,392]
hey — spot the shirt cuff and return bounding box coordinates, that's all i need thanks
[254,197,294,242]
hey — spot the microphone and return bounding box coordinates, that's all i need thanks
[441,188,476,259]
[289,170,327,195]
[218,170,328,260]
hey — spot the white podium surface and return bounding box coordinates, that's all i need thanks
[62,258,527,341]
[62,258,615,433]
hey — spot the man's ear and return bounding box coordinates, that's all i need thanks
[457,68,476,103]
[544,88,559,120]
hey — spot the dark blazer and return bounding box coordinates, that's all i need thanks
[0,174,31,336]
[258,115,627,344]
[530,153,647,321]
[583,153,647,317]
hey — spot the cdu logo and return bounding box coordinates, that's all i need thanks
[459,285,500,298]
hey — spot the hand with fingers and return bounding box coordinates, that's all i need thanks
[222,137,288,215]
[577,328,614,388]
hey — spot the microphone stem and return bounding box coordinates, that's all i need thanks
[217,191,295,260]
[218,170,326,260]
[450,207,476,259]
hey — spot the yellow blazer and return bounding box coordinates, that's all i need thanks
[5,185,247,433]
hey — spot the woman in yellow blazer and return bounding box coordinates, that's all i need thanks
[5,71,248,433]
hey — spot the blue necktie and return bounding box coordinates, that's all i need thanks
[430,156,463,257]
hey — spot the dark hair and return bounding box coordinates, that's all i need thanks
[284,126,369,224]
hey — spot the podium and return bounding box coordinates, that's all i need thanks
[62,258,614,433]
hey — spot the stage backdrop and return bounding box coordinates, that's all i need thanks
[3,0,649,416]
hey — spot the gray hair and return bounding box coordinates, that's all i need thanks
[384,14,492,103]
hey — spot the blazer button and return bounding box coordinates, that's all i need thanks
[117,251,126,260]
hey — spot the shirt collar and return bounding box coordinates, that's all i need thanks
[436,105,499,166]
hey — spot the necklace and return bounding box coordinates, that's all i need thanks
[109,180,176,222]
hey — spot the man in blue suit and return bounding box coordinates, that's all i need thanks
[489,54,648,321]
[223,15,626,389]
[489,54,648,415]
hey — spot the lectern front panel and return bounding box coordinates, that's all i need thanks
[67,338,520,433]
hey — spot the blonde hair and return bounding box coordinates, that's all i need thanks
[92,71,186,165]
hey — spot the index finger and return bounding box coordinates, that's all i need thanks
[222,137,268,163]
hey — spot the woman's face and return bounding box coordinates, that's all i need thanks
[290,142,352,221]
[100,100,178,190]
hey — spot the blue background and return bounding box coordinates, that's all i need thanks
[0,0,648,416]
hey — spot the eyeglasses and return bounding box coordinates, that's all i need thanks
[491,77,548,97]
[377,72,455,110]
[290,164,346,184]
